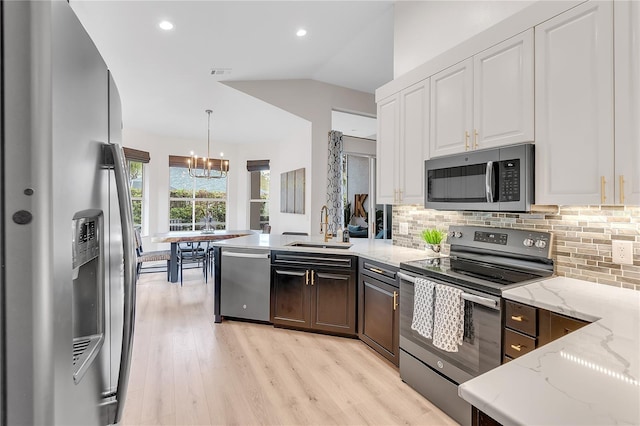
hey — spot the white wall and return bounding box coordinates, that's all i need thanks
[224,79,376,234]
[393,0,535,77]
[231,123,313,236]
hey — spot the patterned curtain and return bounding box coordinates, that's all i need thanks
[326,131,344,235]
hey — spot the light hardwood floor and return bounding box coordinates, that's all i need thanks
[122,269,458,426]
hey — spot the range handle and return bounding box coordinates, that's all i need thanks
[461,293,498,309]
[398,272,417,283]
[397,272,500,310]
[103,143,137,424]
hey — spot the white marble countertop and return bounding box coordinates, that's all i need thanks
[211,234,434,267]
[458,276,640,425]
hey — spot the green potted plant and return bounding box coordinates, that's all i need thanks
[421,228,447,255]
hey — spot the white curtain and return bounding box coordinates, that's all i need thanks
[326,131,344,235]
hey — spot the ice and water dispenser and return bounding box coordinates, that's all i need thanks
[71,210,105,384]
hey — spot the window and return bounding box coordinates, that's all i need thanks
[168,161,227,231]
[128,160,144,229]
[249,170,270,230]
[247,160,270,230]
[123,147,150,231]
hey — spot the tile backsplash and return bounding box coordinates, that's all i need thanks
[393,205,640,291]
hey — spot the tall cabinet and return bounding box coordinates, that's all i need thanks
[535,1,614,205]
[376,80,429,205]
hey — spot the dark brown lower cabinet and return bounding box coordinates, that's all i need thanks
[503,300,590,363]
[270,251,357,337]
[358,259,399,366]
[472,407,502,426]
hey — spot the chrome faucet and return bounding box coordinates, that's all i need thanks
[320,205,333,242]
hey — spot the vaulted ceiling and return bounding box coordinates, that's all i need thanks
[71,1,393,144]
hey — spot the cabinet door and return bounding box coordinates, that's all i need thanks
[474,30,534,150]
[614,0,640,205]
[399,80,429,204]
[376,94,399,204]
[311,270,356,336]
[535,1,614,205]
[271,268,310,328]
[359,276,399,366]
[430,58,473,158]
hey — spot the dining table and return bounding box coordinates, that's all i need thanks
[151,230,254,283]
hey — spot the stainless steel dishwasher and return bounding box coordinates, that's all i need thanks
[220,247,271,322]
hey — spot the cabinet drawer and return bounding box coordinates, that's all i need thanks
[504,329,536,359]
[505,301,537,336]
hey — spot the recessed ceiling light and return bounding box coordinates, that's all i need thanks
[296,28,307,37]
[159,20,174,31]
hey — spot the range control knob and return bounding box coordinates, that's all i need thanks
[535,240,547,249]
[523,238,535,247]
[454,231,463,238]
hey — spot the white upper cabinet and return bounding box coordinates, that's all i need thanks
[614,0,640,205]
[473,30,534,149]
[376,94,400,205]
[376,80,429,205]
[430,59,473,157]
[535,1,614,205]
[399,80,429,204]
[430,31,534,158]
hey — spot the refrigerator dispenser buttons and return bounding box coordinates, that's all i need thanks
[12,210,33,225]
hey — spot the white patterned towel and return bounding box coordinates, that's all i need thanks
[411,278,436,338]
[432,284,465,353]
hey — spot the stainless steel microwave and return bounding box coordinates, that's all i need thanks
[424,143,534,212]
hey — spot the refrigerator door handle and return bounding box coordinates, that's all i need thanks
[104,143,137,424]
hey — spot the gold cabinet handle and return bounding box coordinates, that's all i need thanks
[398,189,403,202]
[474,129,479,149]
[311,270,315,286]
[464,131,470,151]
[620,175,625,204]
[370,267,385,274]
[305,270,309,285]
[601,176,606,204]
[393,189,398,203]
[393,291,398,311]
[511,315,523,322]
[510,344,523,352]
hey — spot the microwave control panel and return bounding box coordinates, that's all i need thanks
[499,159,520,201]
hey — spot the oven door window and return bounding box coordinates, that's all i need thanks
[400,280,501,378]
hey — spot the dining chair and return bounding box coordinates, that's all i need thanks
[177,241,209,286]
[134,228,171,280]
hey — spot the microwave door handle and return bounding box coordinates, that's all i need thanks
[485,161,495,202]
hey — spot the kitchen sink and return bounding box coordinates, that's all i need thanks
[286,242,353,250]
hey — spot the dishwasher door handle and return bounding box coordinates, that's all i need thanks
[222,252,270,259]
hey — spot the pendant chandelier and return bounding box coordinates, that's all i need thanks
[188,109,228,179]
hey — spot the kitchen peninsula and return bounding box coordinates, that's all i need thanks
[210,234,432,324]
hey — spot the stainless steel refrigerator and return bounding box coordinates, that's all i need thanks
[1,1,136,424]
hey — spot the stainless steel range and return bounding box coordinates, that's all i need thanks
[398,225,554,426]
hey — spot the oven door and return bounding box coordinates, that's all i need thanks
[398,270,502,385]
